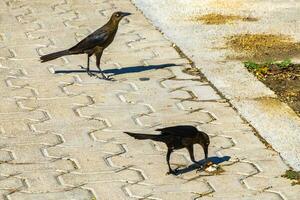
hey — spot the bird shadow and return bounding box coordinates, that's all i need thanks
[173,156,231,175]
[53,63,179,76]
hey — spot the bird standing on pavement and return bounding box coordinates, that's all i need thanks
[40,11,131,79]
[124,125,210,175]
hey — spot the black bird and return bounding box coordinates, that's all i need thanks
[124,125,210,175]
[40,11,131,79]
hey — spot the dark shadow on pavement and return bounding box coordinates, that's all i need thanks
[54,63,179,75]
[173,156,231,175]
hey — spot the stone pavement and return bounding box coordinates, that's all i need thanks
[0,0,299,199]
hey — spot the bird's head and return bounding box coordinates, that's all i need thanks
[111,11,131,23]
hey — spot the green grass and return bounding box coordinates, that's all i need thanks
[243,58,293,79]
[277,58,292,68]
[282,170,300,186]
[244,59,292,69]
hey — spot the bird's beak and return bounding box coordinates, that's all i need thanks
[121,12,131,17]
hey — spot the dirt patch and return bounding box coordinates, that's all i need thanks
[191,13,257,25]
[226,34,300,61]
[244,60,300,116]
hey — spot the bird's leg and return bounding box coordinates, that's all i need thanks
[96,51,108,80]
[166,149,175,175]
[203,144,209,165]
[187,145,197,164]
[86,54,94,76]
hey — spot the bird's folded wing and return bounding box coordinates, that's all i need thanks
[157,126,198,137]
[69,30,110,53]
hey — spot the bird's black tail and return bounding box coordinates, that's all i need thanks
[124,132,162,141]
[40,50,70,62]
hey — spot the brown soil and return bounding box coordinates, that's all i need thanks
[226,34,300,61]
[191,13,257,25]
[246,62,300,116]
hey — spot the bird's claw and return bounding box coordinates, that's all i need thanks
[166,169,178,176]
[196,166,205,173]
[166,171,175,175]
[103,74,115,81]
[87,71,95,77]
[92,74,114,81]
[102,75,108,80]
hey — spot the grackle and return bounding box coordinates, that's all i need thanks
[124,125,210,175]
[40,11,131,79]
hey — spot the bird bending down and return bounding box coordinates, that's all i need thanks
[40,11,131,79]
[124,125,210,175]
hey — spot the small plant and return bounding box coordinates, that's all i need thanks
[278,58,292,68]
[243,58,295,79]
[282,170,300,186]
[244,61,259,69]
[244,61,269,79]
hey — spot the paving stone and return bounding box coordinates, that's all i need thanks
[0,175,23,190]
[8,188,94,200]
[86,182,131,199]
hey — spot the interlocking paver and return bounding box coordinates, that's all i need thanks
[0,0,299,199]
[0,159,75,175]
[8,188,94,200]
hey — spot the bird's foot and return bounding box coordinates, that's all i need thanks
[105,75,115,81]
[92,74,109,80]
[101,73,109,80]
[166,169,178,176]
[196,165,205,173]
[87,71,95,77]
[166,171,176,175]
[96,74,115,81]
